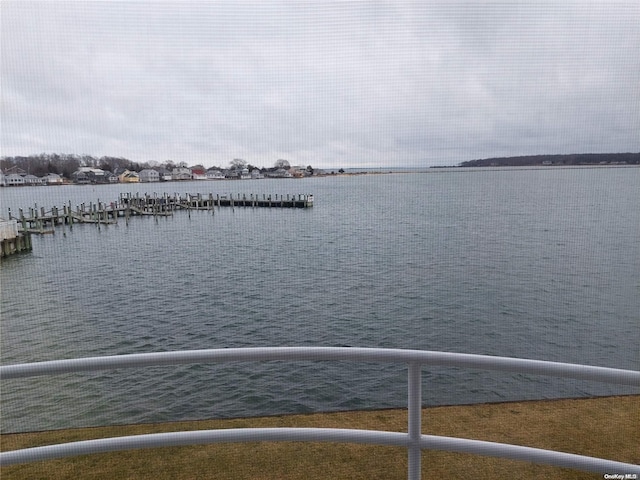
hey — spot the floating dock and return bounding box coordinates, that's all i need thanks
[7,192,314,235]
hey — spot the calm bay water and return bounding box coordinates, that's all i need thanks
[1,167,639,433]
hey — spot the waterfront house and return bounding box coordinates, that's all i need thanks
[119,170,140,183]
[3,166,27,176]
[224,169,240,179]
[72,171,90,184]
[250,169,264,179]
[172,167,192,181]
[41,173,64,185]
[138,169,160,182]
[265,168,293,178]
[192,168,207,180]
[72,167,110,184]
[24,174,44,185]
[5,174,25,186]
[240,167,251,180]
[155,168,173,181]
[289,167,306,178]
[206,169,225,180]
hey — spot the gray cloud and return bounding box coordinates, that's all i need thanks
[2,1,639,168]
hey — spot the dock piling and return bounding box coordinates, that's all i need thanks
[12,192,312,236]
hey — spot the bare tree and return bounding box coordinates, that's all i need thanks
[230,158,247,169]
[274,159,290,169]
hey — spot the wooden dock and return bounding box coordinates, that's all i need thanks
[0,219,32,257]
[7,192,314,235]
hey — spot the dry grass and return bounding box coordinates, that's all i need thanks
[2,395,638,480]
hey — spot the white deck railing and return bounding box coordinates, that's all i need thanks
[2,347,639,479]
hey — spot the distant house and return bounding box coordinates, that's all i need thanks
[172,167,192,181]
[240,168,251,180]
[288,167,306,178]
[206,169,225,180]
[155,168,172,181]
[72,167,109,184]
[41,173,63,185]
[72,171,91,184]
[224,169,240,179]
[266,168,293,178]
[250,169,264,179]
[138,169,160,183]
[119,170,140,183]
[4,166,27,176]
[192,168,207,180]
[24,174,43,185]
[5,174,25,186]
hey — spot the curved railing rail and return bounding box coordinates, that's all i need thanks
[2,347,639,479]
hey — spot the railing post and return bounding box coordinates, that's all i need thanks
[408,362,422,480]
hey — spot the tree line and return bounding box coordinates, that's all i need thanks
[0,153,150,178]
[0,154,313,178]
[458,153,640,167]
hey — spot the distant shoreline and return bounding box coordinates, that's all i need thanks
[341,164,640,174]
[1,163,637,189]
[457,152,640,168]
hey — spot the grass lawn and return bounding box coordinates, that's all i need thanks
[1,395,638,479]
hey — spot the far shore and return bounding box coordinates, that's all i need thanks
[1,163,639,190]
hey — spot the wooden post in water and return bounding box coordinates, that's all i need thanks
[153,193,158,222]
[96,203,100,230]
[67,201,72,230]
[61,206,66,236]
[19,209,25,232]
[37,208,44,234]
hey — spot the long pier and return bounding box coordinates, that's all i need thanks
[8,192,314,235]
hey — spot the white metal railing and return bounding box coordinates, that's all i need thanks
[1,347,639,479]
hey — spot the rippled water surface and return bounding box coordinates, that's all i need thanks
[1,168,639,432]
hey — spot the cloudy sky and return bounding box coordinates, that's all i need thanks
[1,2,639,168]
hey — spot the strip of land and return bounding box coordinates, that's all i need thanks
[1,395,638,480]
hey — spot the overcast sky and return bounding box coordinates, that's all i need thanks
[1,2,639,169]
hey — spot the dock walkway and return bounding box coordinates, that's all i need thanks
[7,192,314,235]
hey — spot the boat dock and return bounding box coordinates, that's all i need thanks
[7,192,314,235]
[0,218,32,257]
